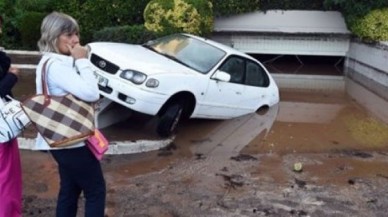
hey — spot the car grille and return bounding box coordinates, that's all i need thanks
[98,84,112,94]
[90,53,119,75]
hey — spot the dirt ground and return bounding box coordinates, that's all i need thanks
[17,85,388,217]
[20,149,388,217]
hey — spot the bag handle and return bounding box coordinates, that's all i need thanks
[41,58,51,106]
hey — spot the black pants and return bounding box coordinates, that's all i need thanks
[0,72,18,98]
[50,146,106,217]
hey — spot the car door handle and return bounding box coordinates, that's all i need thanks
[236,91,242,95]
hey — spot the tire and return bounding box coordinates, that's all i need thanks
[156,103,183,138]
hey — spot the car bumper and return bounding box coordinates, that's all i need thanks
[96,72,167,116]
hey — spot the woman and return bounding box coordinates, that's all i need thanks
[0,15,22,217]
[35,12,105,217]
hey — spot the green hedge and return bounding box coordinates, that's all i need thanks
[211,0,260,17]
[260,0,324,11]
[351,8,388,41]
[211,0,324,17]
[144,0,213,36]
[2,0,388,49]
[324,0,388,42]
[17,11,45,49]
[54,0,150,44]
[93,24,157,44]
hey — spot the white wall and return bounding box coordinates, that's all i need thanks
[212,34,350,56]
[345,41,388,101]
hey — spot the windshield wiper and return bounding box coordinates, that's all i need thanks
[142,44,157,53]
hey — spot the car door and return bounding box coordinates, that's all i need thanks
[234,59,271,117]
[199,56,246,119]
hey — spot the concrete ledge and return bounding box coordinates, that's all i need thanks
[18,137,174,155]
[346,78,388,123]
[5,50,40,55]
[13,64,37,69]
[273,73,345,91]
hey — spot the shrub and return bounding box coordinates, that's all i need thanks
[54,0,150,44]
[211,0,260,17]
[144,0,213,36]
[324,0,388,17]
[261,0,324,10]
[351,8,388,41]
[211,0,325,17]
[93,25,157,44]
[324,0,388,35]
[0,0,19,48]
[17,11,45,49]
[15,0,56,12]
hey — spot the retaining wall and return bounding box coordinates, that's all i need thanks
[344,41,388,101]
[344,40,388,123]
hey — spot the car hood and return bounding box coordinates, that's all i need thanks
[89,42,197,76]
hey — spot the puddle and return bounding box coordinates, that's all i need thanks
[14,69,388,201]
[174,88,388,156]
[14,72,388,156]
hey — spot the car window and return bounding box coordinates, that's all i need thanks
[219,56,245,84]
[144,34,226,74]
[218,56,270,87]
[246,61,270,87]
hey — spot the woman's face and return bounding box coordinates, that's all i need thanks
[57,32,80,55]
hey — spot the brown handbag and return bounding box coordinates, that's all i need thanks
[21,59,95,147]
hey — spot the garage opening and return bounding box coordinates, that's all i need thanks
[249,54,344,76]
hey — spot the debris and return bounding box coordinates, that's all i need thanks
[158,143,177,156]
[230,154,258,161]
[216,173,244,188]
[340,150,373,158]
[376,173,388,179]
[295,178,307,188]
[293,162,303,172]
[194,153,206,160]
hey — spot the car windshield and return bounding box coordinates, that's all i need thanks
[143,34,226,74]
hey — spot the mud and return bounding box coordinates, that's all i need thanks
[16,70,388,217]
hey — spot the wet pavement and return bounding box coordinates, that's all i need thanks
[13,69,388,216]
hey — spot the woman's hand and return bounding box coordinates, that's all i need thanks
[9,66,19,77]
[67,44,88,60]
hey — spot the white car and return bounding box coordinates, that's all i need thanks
[87,33,279,137]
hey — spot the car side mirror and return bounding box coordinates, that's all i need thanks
[212,70,231,82]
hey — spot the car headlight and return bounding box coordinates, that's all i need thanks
[120,69,147,84]
[146,78,159,88]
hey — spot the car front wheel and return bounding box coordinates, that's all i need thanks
[157,103,183,138]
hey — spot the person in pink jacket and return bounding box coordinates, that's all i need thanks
[0,15,22,217]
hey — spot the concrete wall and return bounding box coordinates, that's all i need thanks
[344,41,388,101]
[212,33,350,56]
[344,41,388,123]
[213,10,351,56]
[272,74,344,91]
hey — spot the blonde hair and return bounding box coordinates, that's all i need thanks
[38,12,79,53]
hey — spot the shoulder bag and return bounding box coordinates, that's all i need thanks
[21,59,95,147]
[86,128,109,160]
[0,95,31,143]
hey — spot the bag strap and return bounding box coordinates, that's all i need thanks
[41,58,51,106]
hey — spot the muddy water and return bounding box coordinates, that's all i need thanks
[15,70,388,201]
